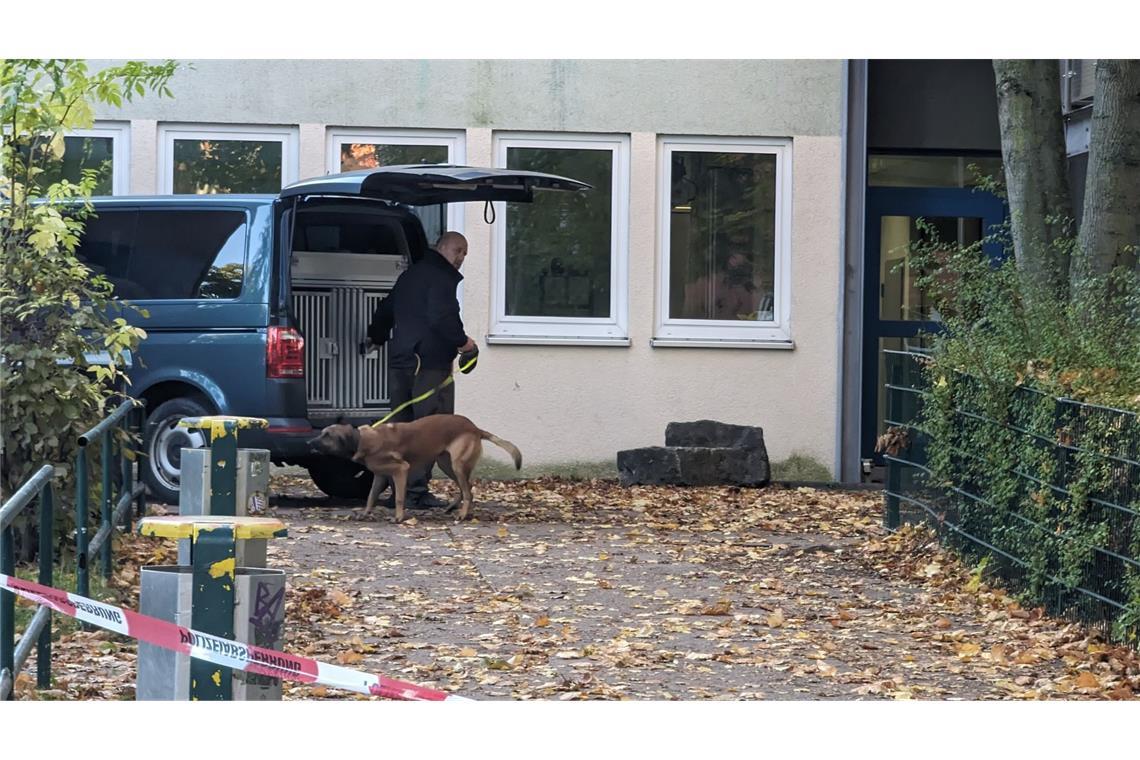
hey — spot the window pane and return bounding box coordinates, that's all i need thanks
[129,211,247,299]
[294,212,406,256]
[172,139,282,194]
[413,205,445,246]
[339,142,449,246]
[668,151,776,322]
[868,155,1002,188]
[339,143,448,171]
[18,136,115,195]
[75,211,137,294]
[879,215,982,321]
[504,147,612,318]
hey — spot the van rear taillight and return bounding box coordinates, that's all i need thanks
[267,326,305,378]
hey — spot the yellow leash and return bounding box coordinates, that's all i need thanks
[371,354,478,427]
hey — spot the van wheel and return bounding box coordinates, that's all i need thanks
[142,397,211,505]
[306,457,375,501]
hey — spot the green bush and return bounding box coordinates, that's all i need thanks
[1,60,175,538]
[902,215,1140,643]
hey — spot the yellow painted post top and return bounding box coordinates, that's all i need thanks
[178,415,269,441]
[138,515,288,542]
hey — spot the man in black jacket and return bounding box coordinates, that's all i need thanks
[365,231,476,508]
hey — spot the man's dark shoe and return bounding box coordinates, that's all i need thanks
[376,492,436,510]
[408,492,449,510]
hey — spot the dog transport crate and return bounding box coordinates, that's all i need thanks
[289,209,408,422]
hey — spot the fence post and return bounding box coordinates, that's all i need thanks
[1049,398,1071,612]
[121,434,133,532]
[885,459,901,530]
[76,447,89,600]
[101,428,113,580]
[37,483,53,689]
[883,350,903,531]
[1,518,13,700]
[134,407,147,521]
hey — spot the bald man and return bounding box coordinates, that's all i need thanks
[365,231,476,509]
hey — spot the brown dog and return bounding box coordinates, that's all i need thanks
[308,414,521,523]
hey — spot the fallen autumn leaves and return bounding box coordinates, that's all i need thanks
[11,476,1139,701]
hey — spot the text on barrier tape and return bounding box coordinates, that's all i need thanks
[0,573,469,701]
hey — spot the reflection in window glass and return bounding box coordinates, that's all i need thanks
[879,215,982,322]
[504,146,613,319]
[339,143,450,244]
[16,135,115,195]
[172,139,283,194]
[339,144,448,171]
[868,155,1002,189]
[414,205,445,246]
[133,211,246,298]
[197,224,247,299]
[669,151,776,322]
[74,210,247,300]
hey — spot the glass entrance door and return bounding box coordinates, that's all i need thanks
[861,185,1005,462]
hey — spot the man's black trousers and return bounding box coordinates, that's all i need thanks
[387,364,455,499]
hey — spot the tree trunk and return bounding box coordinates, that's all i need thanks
[993,59,1073,297]
[1075,59,1140,283]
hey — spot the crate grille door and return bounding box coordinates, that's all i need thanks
[293,289,333,408]
[363,290,390,406]
[293,285,392,414]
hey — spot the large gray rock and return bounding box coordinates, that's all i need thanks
[678,446,769,486]
[618,419,770,488]
[616,447,681,486]
[617,445,770,487]
[666,420,765,451]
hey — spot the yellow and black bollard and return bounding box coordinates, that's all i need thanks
[178,416,269,517]
[138,415,280,701]
[138,515,287,700]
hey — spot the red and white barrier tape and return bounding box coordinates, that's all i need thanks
[0,573,469,701]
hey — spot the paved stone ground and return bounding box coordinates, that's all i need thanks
[16,472,1135,701]
[261,474,1136,701]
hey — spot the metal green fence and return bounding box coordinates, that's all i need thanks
[75,399,147,600]
[882,349,1140,644]
[0,465,56,700]
[0,399,147,699]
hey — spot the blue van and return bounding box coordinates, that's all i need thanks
[76,166,588,504]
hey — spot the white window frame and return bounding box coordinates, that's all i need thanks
[653,136,794,349]
[1,122,130,195]
[157,123,299,194]
[69,122,130,195]
[489,132,630,346]
[325,128,466,237]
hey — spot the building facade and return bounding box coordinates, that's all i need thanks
[81,59,845,476]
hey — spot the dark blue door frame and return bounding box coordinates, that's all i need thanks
[861,186,1006,462]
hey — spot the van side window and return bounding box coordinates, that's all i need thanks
[131,210,247,299]
[74,210,143,298]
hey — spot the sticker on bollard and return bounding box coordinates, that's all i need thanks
[0,573,470,701]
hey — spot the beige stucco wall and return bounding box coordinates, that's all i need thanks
[93,59,846,475]
[456,131,843,472]
[96,60,842,135]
